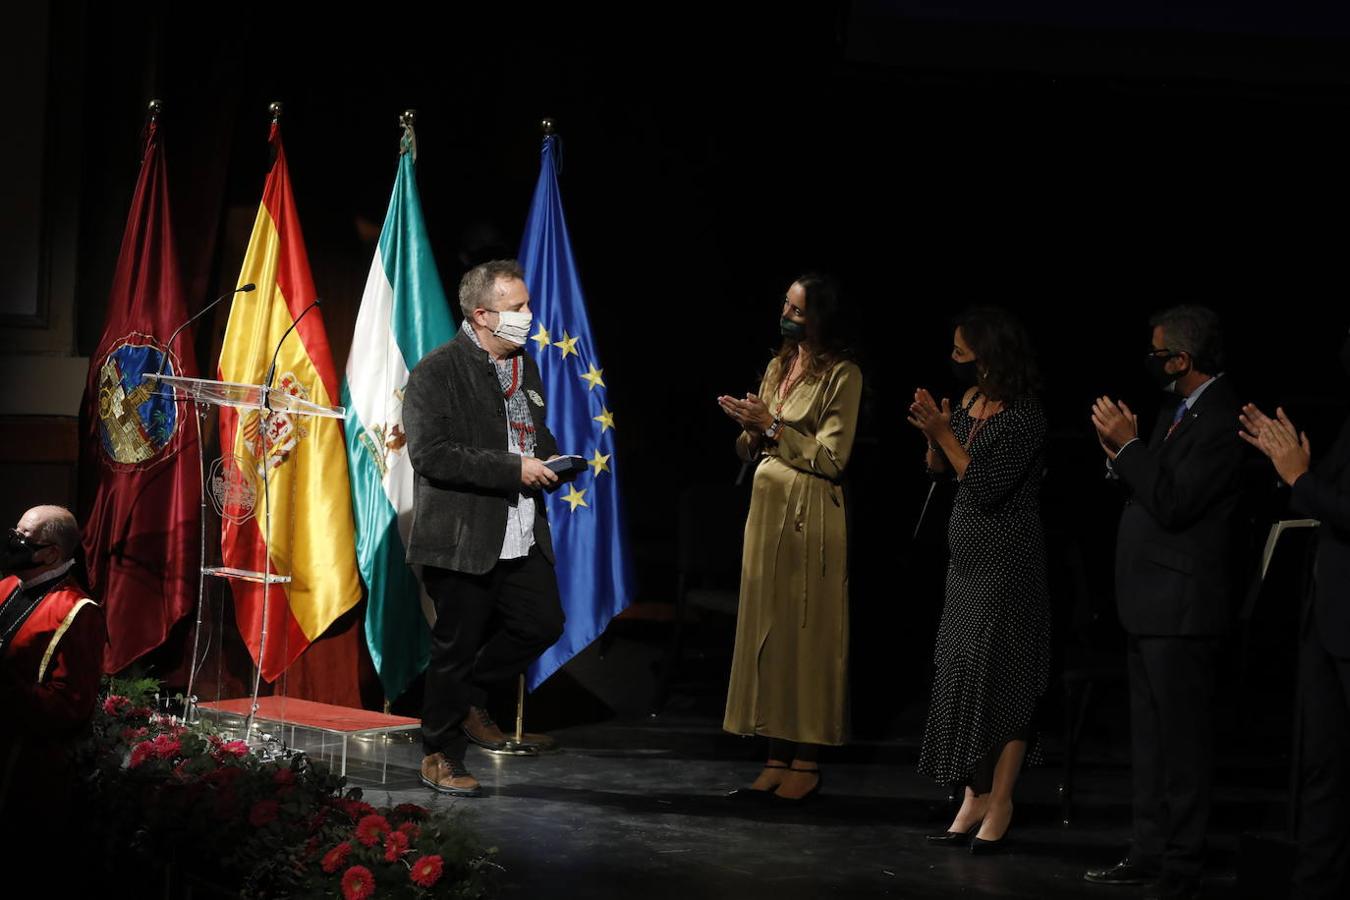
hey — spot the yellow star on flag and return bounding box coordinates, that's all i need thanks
[555,331,580,359]
[587,449,611,476]
[561,484,589,511]
[580,364,605,391]
[530,325,552,350]
[593,406,615,432]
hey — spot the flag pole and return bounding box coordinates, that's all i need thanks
[493,116,564,757]
[515,674,526,742]
[245,100,284,744]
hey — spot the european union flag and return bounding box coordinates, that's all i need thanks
[520,134,635,690]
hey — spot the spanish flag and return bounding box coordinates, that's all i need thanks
[217,121,361,681]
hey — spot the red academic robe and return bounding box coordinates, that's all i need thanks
[0,572,106,825]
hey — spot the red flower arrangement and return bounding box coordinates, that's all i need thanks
[85,679,497,897]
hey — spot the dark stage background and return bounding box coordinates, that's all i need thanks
[39,3,1350,740]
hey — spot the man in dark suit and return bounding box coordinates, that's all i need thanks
[403,259,569,797]
[1085,306,1246,900]
[1240,342,1350,900]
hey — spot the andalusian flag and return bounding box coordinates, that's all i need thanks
[217,121,362,682]
[342,125,456,702]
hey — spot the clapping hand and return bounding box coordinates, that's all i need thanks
[718,392,774,434]
[1091,396,1138,459]
[907,389,952,443]
[1239,403,1312,487]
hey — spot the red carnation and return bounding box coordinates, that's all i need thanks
[103,695,131,716]
[393,802,429,820]
[410,854,444,889]
[121,726,148,743]
[129,741,155,769]
[354,814,391,847]
[340,798,377,820]
[215,739,249,759]
[321,842,352,874]
[341,865,376,900]
[397,821,421,841]
[319,847,353,874]
[249,799,279,827]
[150,734,182,759]
[383,829,410,862]
[274,767,297,785]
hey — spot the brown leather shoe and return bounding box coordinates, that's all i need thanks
[461,706,511,751]
[419,753,481,796]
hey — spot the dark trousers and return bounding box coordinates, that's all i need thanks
[1293,609,1350,900]
[420,546,564,759]
[1127,635,1220,886]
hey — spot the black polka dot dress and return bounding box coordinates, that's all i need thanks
[917,394,1051,788]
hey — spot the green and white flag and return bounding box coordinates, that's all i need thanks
[342,126,456,702]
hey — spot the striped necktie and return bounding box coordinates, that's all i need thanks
[1164,402,1189,442]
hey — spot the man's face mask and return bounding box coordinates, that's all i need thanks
[1145,351,1186,394]
[0,529,52,575]
[490,309,533,346]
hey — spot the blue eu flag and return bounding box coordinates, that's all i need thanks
[520,134,635,690]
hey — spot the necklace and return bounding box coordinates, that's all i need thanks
[775,351,808,417]
[963,391,1000,449]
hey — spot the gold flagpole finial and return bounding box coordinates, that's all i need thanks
[399,109,418,159]
[269,101,283,123]
[147,99,163,123]
[540,118,556,136]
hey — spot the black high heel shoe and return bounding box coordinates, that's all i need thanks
[969,834,1012,855]
[969,814,1014,854]
[771,765,823,805]
[926,824,979,846]
[725,762,789,802]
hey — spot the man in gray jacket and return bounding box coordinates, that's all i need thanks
[403,259,567,796]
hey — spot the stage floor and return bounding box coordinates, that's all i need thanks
[339,715,1268,899]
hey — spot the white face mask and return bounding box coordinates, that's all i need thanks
[489,309,532,346]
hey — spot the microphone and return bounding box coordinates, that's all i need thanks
[262,299,322,410]
[153,283,257,383]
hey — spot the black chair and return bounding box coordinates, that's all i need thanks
[649,481,749,715]
[1055,533,1125,826]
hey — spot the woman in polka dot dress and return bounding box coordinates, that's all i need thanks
[907,306,1050,852]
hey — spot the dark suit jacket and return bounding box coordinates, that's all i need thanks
[402,330,559,575]
[1113,376,1246,636]
[1290,415,1350,658]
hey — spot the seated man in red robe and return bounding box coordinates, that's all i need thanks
[0,504,105,829]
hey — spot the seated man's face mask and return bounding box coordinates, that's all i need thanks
[1,529,53,576]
